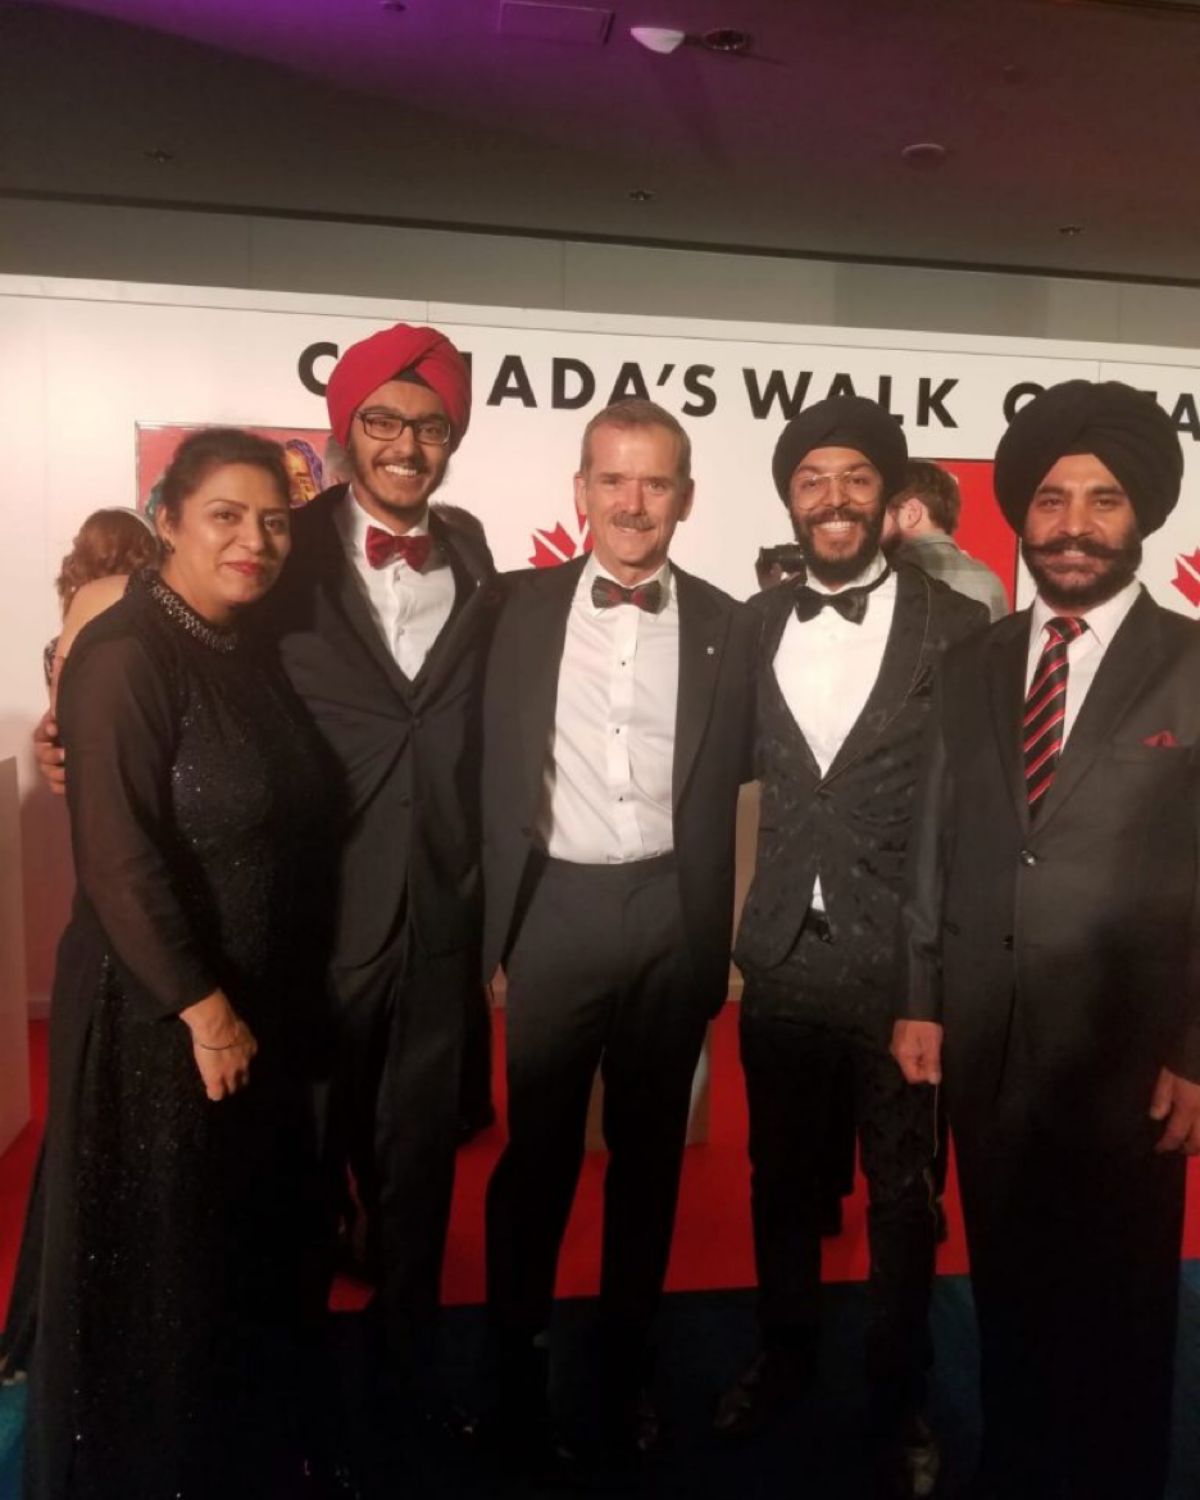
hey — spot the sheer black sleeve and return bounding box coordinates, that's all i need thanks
[57,630,217,1018]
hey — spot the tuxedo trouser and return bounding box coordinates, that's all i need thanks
[486,853,708,1390]
[326,935,471,1380]
[953,1116,1185,1500]
[740,958,937,1426]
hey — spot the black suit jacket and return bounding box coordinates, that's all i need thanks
[481,556,758,1016]
[901,589,1200,1146]
[735,565,987,1001]
[254,486,500,974]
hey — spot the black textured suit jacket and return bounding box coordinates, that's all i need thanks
[253,486,500,974]
[481,555,758,1016]
[734,565,986,1003]
[901,588,1200,1147]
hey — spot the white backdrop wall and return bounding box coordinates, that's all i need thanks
[4,272,1200,1008]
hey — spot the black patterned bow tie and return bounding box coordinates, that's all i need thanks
[792,568,891,626]
[591,576,664,613]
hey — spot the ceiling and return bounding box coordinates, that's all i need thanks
[4,0,1200,283]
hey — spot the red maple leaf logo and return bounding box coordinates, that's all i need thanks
[529,516,593,568]
[1171,549,1200,610]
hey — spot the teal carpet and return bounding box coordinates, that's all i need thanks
[3,1271,1198,1497]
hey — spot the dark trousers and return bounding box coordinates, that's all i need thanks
[326,937,470,1376]
[486,854,708,1384]
[954,1116,1185,1500]
[740,971,937,1423]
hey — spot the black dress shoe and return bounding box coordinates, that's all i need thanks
[601,1385,661,1461]
[713,1348,812,1439]
[874,1411,942,1499]
[302,1456,365,1500]
[479,1411,588,1488]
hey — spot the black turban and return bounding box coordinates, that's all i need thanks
[994,379,1182,536]
[772,395,908,503]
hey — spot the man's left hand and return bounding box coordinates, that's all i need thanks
[1149,1067,1200,1154]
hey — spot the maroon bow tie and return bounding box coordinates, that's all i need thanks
[591,576,664,613]
[365,526,432,572]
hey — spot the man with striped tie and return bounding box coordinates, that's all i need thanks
[892,379,1200,1500]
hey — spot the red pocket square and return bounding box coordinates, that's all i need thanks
[1142,730,1179,747]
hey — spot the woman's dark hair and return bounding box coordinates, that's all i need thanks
[157,428,291,523]
[56,509,161,615]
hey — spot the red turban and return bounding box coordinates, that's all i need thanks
[326,323,472,451]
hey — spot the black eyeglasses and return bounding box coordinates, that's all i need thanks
[357,409,452,446]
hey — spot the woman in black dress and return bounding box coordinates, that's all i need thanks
[25,428,331,1499]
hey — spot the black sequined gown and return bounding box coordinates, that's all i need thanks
[25,570,331,1500]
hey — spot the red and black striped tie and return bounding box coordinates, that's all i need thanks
[1023,616,1087,813]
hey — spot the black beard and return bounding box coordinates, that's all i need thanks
[792,502,886,586]
[1021,533,1142,611]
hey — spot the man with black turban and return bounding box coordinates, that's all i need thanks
[893,379,1200,1499]
[717,396,986,1495]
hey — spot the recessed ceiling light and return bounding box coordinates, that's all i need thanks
[900,142,948,169]
[144,148,175,165]
[630,26,686,54]
[701,27,751,53]
[1059,224,1084,236]
[628,188,656,203]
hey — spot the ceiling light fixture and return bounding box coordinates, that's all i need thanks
[630,26,686,54]
[628,188,657,202]
[900,142,948,170]
[1059,224,1084,236]
[701,27,751,53]
[144,148,175,165]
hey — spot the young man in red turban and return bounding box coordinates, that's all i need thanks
[257,324,498,1455]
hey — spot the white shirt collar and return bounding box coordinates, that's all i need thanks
[1031,577,1142,649]
[806,549,888,597]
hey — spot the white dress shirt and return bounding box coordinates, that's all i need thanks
[1025,579,1141,744]
[334,489,456,680]
[772,553,897,910]
[539,555,680,864]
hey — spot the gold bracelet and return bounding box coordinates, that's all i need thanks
[194,1026,245,1053]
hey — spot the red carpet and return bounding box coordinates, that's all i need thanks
[4,1008,1199,1319]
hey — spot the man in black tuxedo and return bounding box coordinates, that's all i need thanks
[481,398,756,1461]
[893,380,1200,1500]
[718,397,985,1495]
[256,324,498,1402]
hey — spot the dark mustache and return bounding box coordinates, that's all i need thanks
[1025,535,1128,561]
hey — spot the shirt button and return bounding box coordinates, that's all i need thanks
[1018,848,1038,867]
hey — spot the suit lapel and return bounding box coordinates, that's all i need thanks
[411,511,496,703]
[985,611,1034,832]
[673,567,730,807]
[517,557,583,804]
[825,566,931,782]
[295,488,413,700]
[762,582,822,778]
[1035,589,1164,831]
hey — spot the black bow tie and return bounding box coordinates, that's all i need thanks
[792,568,891,626]
[591,576,664,613]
